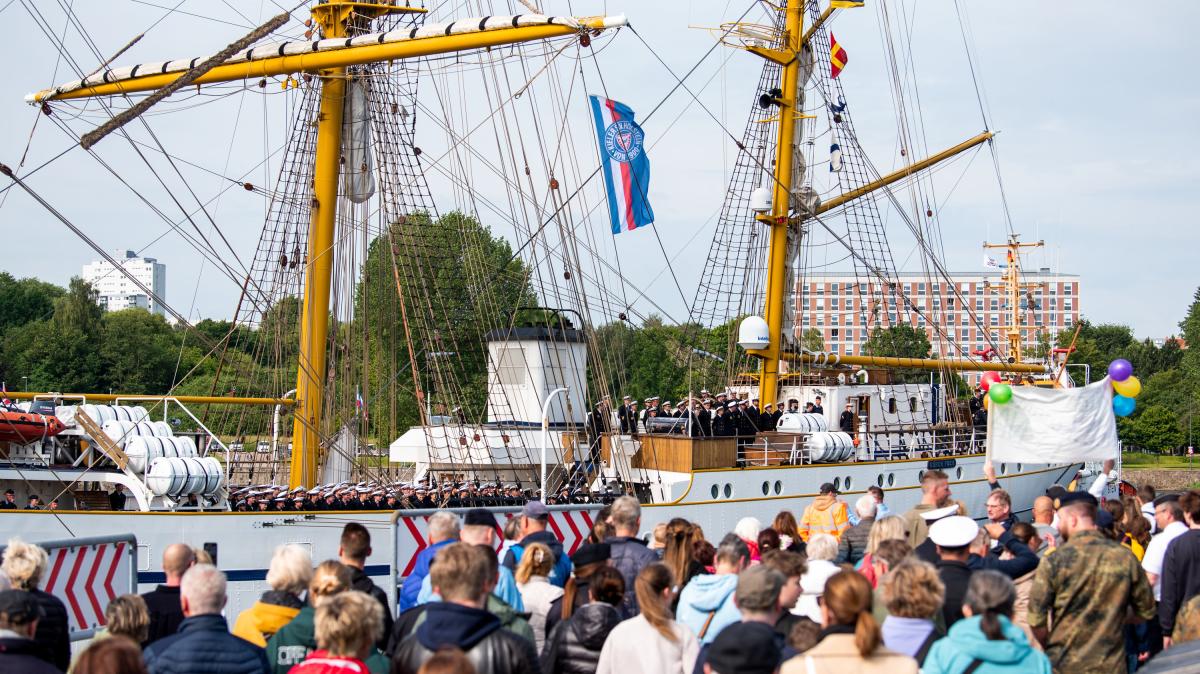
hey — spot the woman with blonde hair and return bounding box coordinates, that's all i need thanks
[662,519,702,602]
[515,541,563,653]
[287,590,384,674]
[266,561,389,674]
[783,570,918,674]
[595,563,698,674]
[101,594,150,643]
[1,538,70,670]
[880,559,945,665]
[860,515,907,587]
[233,543,313,646]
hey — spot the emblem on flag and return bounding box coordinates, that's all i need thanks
[588,95,655,234]
[830,33,848,79]
[355,386,368,421]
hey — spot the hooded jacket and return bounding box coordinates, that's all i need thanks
[0,634,60,674]
[540,602,623,674]
[504,530,573,588]
[232,590,303,647]
[390,601,538,674]
[400,538,456,610]
[675,573,740,644]
[921,615,1052,674]
[143,614,270,674]
[798,494,850,542]
[264,605,389,674]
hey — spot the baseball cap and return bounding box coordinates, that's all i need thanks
[1057,491,1099,508]
[570,543,611,567]
[0,590,43,625]
[705,621,781,674]
[819,482,839,495]
[1045,485,1069,501]
[522,500,549,519]
[929,515,980,548]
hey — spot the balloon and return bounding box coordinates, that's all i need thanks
[989,383,1013,404]
[1113,394,1136,417]
[1108,359,1133,382]
[983,395,991,410]
[980,371,1001,392]
[1113,375,1142,398]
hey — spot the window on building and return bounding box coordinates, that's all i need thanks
[1064,299,1073,311]
[831,314,839,325]
[918,282,926,294]
[975,299,983,311]
[831,298,839,310]
[831,328,839,338]
[1065,284,1074,295]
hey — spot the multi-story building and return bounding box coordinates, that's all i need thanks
[795,268,1080,365]
[81,250,168,318]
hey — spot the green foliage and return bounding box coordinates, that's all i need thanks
[0,272,64,338]
[801,327,825,352]
[862,323,932,383]
[1128,405,1186,453]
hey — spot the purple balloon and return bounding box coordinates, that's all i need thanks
[1108,358,1133,382]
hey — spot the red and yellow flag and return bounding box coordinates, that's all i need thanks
[830,33,848,78]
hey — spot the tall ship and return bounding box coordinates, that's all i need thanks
[1,0,1091,624]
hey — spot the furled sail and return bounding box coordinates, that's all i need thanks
[342,78,375,203]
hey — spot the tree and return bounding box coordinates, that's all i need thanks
[1128,404,1184,453]
[100,309,187,393]
[0,272,64,337]
[801,327,825,352]
[862,323,931,383]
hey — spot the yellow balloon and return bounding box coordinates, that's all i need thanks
[983,395,990,410]
[1113,375,1142,398]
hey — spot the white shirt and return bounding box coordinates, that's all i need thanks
[595,614,699,674]
[1141,502,1158,535]
[1143,520,1188,600]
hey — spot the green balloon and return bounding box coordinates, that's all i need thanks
[989,383,1013,404]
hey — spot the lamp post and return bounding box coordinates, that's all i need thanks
[540,387,569,500]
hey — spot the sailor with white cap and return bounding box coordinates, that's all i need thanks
[930,515,980,627]
[913,504,960,565]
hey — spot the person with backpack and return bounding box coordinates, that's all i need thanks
[502,501,572,588]
[880,559,945,666]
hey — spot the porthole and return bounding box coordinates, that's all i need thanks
[909,396,919,411]
[1016,463,1022,472]
[918,470,925,482]
[833,477,842,492]
[774,480,783,495]
[762,481,770,496]
[888,398,897,414]
[711,484,719,499]
[887,473,895,487]
[724,483,733,499]
[844,476,853,491]
[956,467,963,480]
[1000,463,1007,475]
[877,474,884,487]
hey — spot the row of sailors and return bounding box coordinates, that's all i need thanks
[228,480,621,512]
[611,390,827,438]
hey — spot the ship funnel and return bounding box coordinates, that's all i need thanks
[738,315,770,351]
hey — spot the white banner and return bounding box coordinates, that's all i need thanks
[987,377,1119,463]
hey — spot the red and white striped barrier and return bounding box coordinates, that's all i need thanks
[2,535,137,639]
[393,506,601,577]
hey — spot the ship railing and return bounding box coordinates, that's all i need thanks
[735,427,987,467]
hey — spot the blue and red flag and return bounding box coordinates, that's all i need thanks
[355,386,368,421]
[588,95,654,234]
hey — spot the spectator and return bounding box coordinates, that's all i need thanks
[734,517,763,560]
[761,550,807,638]
[1027,492,1156,673]
[595,564,699,674]
[756,528,782,557]
[649,523,668,558]
[930,516,978,627]
[233,544,312,647]
[798,484,850,542]
[267,561,389,674]
[922,570,1051,674]
[143,564,270,674]
[793,534,840,623]
[676,534,749,644]
[288,591,383,674]
[541,566,625,674]
[860,515,908,588]
[1172,594,1200,643]
[663,519,704,603]
[1030,497,1059,552]
[503,501,572,588]
[516,542,564,653]
[966,524,1039,580]
[869,539,913,625]
[913,505,961,566]
[696,565,794,672]
[985,489,1018,532]
[1160,489,1200,647]
[416,510,524,612]
[74,636,148,674]
[587,505,613,545]
[140,543,195,646]
[780,570,918,674]
[1143,496,1187,604]
[546,544,611,638]
[499,516,522,561]
[400,511,460,610]
[0,589,60,674]
[868,486,891,519]
[692,540,716,575]
[391,543,538,674]
[703,620,782,674]
[417,648,476,674]
[880,559,944,664]
[98,593,150,644]
[837,495,876,565]
[1137,484,1158,534]
[1,538,70,670]
[604,496,658,615]
[1003,522,1041,646]
[1122,495,1153,559]
[903,470,952,547]
[771,511,806,554]
[339,523,394,648]
[786,618,821,654]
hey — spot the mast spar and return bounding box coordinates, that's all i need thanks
[29,2,628,487]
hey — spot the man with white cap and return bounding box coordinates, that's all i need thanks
[929,515,979,627]
[913,504,959,565]
[903,469,954,548]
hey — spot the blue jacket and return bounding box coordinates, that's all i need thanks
[967,530,1039,580]
[144,614,269,674]
[400,538,457,610]
[675,573,740,645]
[417,563,525,611]
[502,530,573,588]
[605,535,658,615]
[922,615,1052,674]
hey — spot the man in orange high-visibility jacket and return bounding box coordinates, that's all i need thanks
[798,483,851,541]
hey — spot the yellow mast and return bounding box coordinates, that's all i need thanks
[34,3,625,487]
[983,235,1044,364]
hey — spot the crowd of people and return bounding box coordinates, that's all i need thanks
[602,390,836,439]
[222,481,621,513]
[2,461,1199,674]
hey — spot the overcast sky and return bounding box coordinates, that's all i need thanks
[1,1,1196,339]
